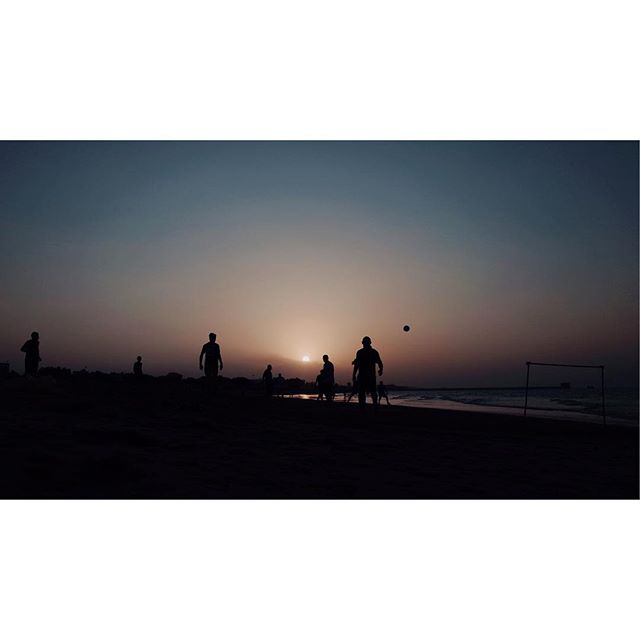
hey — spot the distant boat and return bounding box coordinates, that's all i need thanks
[560,382,571,389]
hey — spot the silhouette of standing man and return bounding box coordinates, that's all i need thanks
[21,331,41,377]
[199,333,223,388]
[321,354,335,401]
[352,336,383,410]
[262,364,274,397]
[133,356,143,376]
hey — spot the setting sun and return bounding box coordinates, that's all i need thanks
[302,355,310,362]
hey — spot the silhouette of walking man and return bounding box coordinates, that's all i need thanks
[133,356,143,376]
[263,364,274,397]
[352,336,383,410]
[21,331,41,377]
[321,354,335,401]
[199,333,223,389]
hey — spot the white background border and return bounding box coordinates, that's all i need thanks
[1,1,639,140]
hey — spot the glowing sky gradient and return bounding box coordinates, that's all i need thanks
[1,142,637,386]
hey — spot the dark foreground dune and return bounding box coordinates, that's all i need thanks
[0,376,637,499]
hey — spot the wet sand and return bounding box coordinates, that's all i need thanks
[0,377,637,498]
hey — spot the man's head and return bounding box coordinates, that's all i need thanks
[31,331,39,340]
[137,356,142,362]
[362,336,372,346]
[209,333,216,342]
[322,354,329,362]
[267,364,272,371]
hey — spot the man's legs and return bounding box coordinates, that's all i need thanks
[204,360,219,393]
[359,377,376,410]
[358,386,366,409]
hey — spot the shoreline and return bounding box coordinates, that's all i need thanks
[288,393,638,427]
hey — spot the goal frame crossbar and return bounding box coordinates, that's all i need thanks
[524,361,606,426]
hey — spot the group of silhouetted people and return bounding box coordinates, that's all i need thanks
[275,336,388,409]
[261,367,286,397]
[19,331,389,409]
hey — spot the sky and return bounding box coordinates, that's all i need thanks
[0,141,637,386]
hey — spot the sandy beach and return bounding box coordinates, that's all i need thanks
[0,376,636,499]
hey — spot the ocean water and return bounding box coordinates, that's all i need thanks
[386,387,638,425]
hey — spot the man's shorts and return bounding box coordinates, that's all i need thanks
[357,375,377,394]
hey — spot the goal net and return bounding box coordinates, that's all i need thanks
[524,361,606,425]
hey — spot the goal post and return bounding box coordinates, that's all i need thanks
[524,361,606,426]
